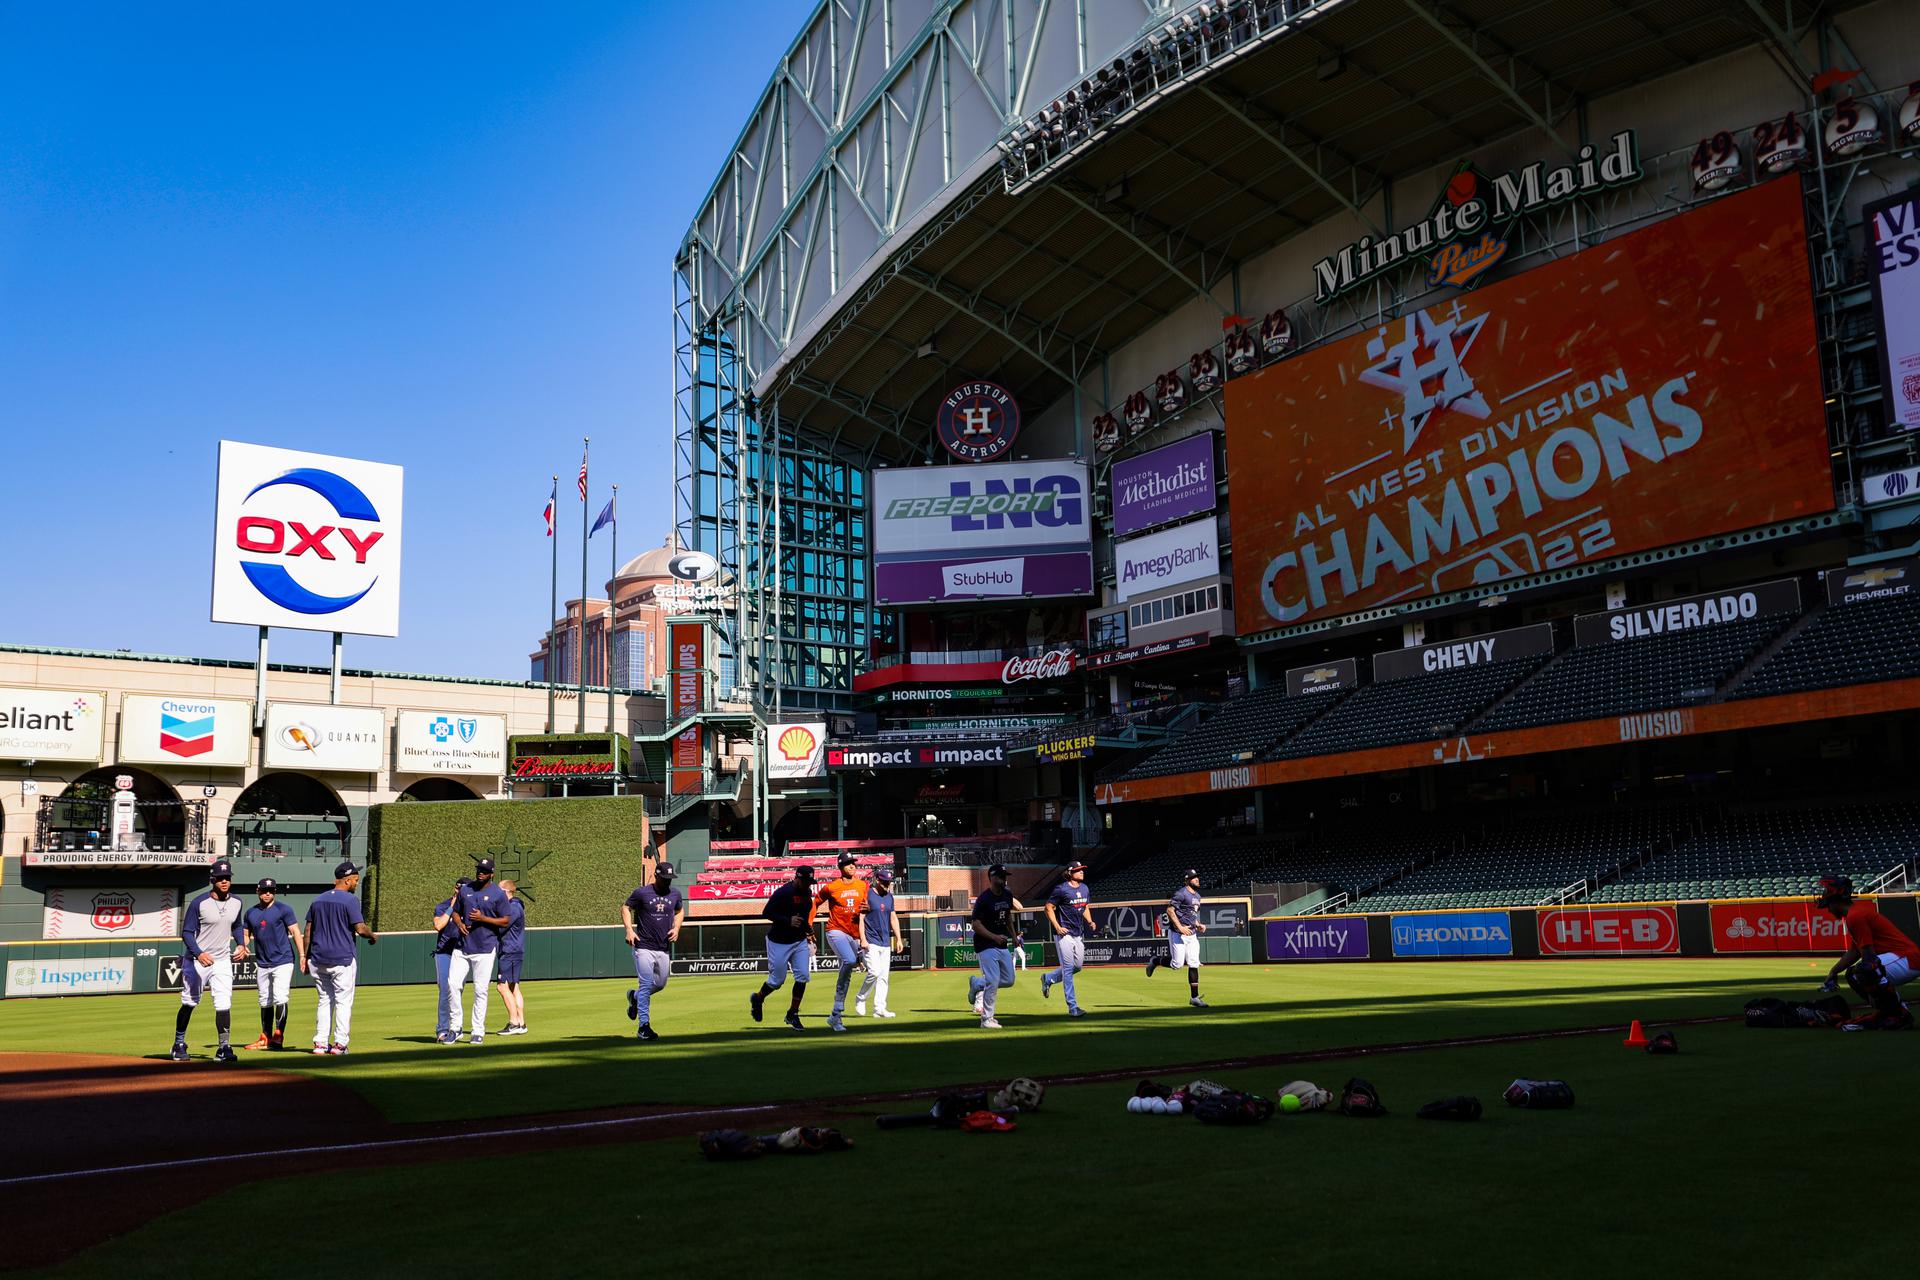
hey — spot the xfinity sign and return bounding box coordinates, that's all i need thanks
[212,441,405,636]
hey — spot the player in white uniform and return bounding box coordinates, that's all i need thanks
[172,860,248,1063]
[1144,867,1209,1007]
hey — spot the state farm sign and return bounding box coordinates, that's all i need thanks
[1710,901,1856,953]
[1003,648,1075,684]
[1537,906,1677,956]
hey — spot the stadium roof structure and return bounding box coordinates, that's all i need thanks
[731,0,1878,467]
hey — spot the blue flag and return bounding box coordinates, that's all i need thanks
[590,495,615,536]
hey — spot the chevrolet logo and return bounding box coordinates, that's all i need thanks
[1304,667,1338,684]
[1844,568,1906,588]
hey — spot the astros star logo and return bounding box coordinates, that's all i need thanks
[1358,301,1491,454]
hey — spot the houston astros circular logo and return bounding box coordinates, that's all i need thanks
[935,380,1022,462]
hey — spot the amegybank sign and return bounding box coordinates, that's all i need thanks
[1115,517,1220,603]
[0,686,106,764]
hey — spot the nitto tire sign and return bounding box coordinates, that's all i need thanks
[1711,901,1855,953]
[211,441,405,637]
[1537,906,1677,955]
[1390,911,1513,957]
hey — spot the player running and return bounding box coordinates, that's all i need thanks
[432,876,471,1044]
[750,866,816,1030]
[241,876,303,1050]
[814,853,870,1032]
[171,859,248,1063]
[1040,860,1093,1017]
[967,864,1022,1029]
[622,861,684,1042]
[853,866,903,1018]
[1817,874,1920,1030]
[304,860,379,1055]
[495,879,528,1035]
[1144,867,1209,1008]
[446,857,510,1045]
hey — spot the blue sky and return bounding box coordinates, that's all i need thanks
[0,2,804,678]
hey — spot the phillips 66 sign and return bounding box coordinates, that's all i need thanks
[211,441,405,636]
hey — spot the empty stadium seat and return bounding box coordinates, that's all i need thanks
[1734,595,1920,700]
[1272,655,1547,760]
[1118,686,1338,781]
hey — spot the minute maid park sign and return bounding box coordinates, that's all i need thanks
[1311,131,1643,304]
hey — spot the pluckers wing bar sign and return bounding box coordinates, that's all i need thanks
[508,733,628,779]
[1229,178,1832,633]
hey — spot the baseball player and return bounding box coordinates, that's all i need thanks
[432,876,471,1044]
[241,876,303,1050]
[750,865,816,1030]
[303,860,378,1055]
[446,856,510,1044]
[171,859,248,1063]
[966,864,1022,1029]
[813,853,870,1032]
[1144,867,1209,1007]
[853,866,903,1018]
[1040,860,1093,1017]
[621,860,684,1041]
[1817,874,1920,1029]
[494,879,528,1035]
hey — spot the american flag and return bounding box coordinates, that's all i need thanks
[577,449,588,501]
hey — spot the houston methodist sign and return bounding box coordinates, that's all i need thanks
[211,441,405,636]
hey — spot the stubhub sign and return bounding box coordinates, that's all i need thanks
[211,441,405,637]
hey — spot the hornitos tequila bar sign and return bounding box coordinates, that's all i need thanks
[1311,132,1643,304]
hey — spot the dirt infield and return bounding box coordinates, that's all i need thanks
[1,1016,1729,1271]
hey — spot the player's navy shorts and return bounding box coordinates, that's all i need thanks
[496,953,523,983]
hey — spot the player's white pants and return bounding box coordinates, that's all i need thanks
[855,945,893,1014]
[632,948,669,1026]
[764,939,812,989]
[1013,941,1029,969]
[1048,935,1085,1010]
[973,946,1016,1017]
[255,961,293,1007]
[1169,931,1202,969]
[827,930,863,1013]
[434,952,453,1035]
[1878,952,1917,986]
[310,960,356,1048]
[179,955,233,1012]
[446,949,497,1036]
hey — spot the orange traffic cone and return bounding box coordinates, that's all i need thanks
[1622,1019,1649,1048]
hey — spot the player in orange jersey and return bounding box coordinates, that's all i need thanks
[813,853,870,1032]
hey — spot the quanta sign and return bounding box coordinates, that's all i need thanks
[212,441,405,637]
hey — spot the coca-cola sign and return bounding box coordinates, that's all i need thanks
[1002,647,1076,684]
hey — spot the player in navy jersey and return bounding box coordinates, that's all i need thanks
[967,864,1023,1029]
[447,857,510,1045]
[241,877,303,1050]
[1145,867,1209,1008]
[494,880,528,1035]
[622,862,684,1041]
[1041,860,1094,1017]
[432,877,471,1044]
[304,861,379,1055]
[853,866,903,1018]
[750,866,816,1030]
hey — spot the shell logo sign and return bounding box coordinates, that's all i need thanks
[768,722,827,781]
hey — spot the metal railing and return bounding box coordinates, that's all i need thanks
[1302,892,1350,916]
[1540,879,1591,907]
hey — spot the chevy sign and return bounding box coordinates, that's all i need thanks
[211,441,405,637]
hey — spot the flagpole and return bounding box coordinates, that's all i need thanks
[578,436,589,732]
[608,483,618,791]
[547,475,558,734]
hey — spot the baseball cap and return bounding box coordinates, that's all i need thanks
[335,860,360,879]
[655,861,678,880]
[255,877,279,893]
[874,867,894,884]
[1065,860,1086,872]
[987,863,1008,877]
[474,857,496,875]
[208,860,233,881]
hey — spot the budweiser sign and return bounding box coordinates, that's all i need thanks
[1003,648,1076,684]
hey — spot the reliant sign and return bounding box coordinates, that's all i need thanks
[119,695,253,768]
[1311,132,1642,302]
[264,702,385,772]
[394,711,506,777]
[1573,579,1800,646]
[211,441,405,637]
[0,685,107,764]
[1110,433,1216,537]
[1114,516,1220,603]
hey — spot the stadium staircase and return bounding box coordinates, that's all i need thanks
[1114,685,1345,782]
[1731,592,1920,699]
[1272,653,1547,760]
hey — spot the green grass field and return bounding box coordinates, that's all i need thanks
[2,958,1895,1278]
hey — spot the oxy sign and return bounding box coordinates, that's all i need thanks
[212,441,404,636]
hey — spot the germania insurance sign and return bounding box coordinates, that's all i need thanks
[935,381,1022,462]
[211,441,405,636]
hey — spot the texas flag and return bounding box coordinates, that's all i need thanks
[543,482,556,537]
[160,709,214,758]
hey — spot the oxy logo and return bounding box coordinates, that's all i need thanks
[234,467,386,615]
